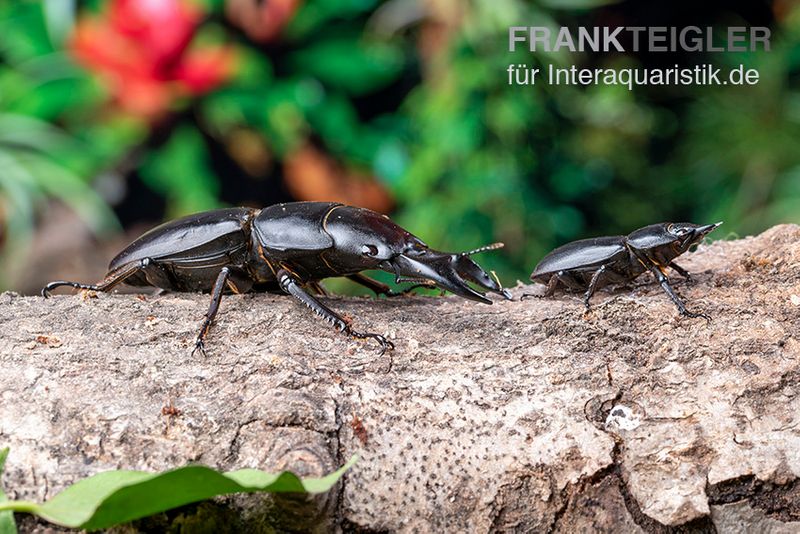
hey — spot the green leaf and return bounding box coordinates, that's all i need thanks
[139,126,221,217]
[0,448,17,534]
[0,113,81,153]
[42,0,76,47]
[288,0,382,38]
[290,38,404,95]
[16,151,120,236]
[0,456,356,531]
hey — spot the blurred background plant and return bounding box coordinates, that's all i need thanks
[0,0,797,294]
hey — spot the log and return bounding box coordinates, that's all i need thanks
[1,224,799,532]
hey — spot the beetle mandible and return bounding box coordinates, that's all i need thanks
[524,222,722,319]
[42,202,511,355]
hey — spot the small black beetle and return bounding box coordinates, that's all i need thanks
[525,222,722,319]
[43,202,510,354]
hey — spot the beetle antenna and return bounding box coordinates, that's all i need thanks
[462,242,505,256]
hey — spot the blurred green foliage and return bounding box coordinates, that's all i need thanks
[0,0,798,292]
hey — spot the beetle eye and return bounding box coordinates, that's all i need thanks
[361,244,379,257]
[668,224,689,237]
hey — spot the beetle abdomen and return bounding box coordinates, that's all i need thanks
[531,236,627,280]
[108,208,256,274]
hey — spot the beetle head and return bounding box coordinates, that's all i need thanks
[667,221,723,253]
[627,221,722,263]
[380,243,512,304]
[323,205,510,303]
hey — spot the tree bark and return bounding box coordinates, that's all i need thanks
[1,224,799,532]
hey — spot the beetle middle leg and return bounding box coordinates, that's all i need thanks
[346,273,429,298]
[278,269,393,355]
[583,265,608,309]
[192,267,252,357]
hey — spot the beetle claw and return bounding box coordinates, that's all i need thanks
[349,329,394,355]
[191,339,208,358]
[681,309,712,322]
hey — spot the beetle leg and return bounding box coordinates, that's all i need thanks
[645,264,710,321]
[521,270,564,300]
[583,265,607,309]
[346,273,430,298]
[278,269,393,355]
[307,281,329,296]
[41,258,152,297]
[545,271,566,296]
[668,261,693,283]
[191,267,232,357]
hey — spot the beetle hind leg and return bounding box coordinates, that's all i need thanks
[279,269,393,355]
[41,258,152,297]
[522,270,570,301]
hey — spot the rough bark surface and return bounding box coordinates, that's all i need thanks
[1,224,799,532]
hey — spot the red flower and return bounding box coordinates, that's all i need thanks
[71,0,236,120]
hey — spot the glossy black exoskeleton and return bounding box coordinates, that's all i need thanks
[42,202,511,355]
[525,222,722,319]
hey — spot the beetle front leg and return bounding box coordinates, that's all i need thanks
[278,269,394,355]
[646,264,710,321]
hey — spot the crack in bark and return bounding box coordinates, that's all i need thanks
[707,475,800,522]
[224,418,260,464]
[585,392,719,533]
[332,395,347,531]
[612,443,718,534]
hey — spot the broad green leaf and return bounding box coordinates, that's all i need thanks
[0,455,356,531]
[0,3,54,62]
[0,448,17,534]
[0,113,81,153]
[42,0,75,47]
[15,152,120,236]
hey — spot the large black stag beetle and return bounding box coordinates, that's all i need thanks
[43,202,511,354]
[525,222,722,319]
